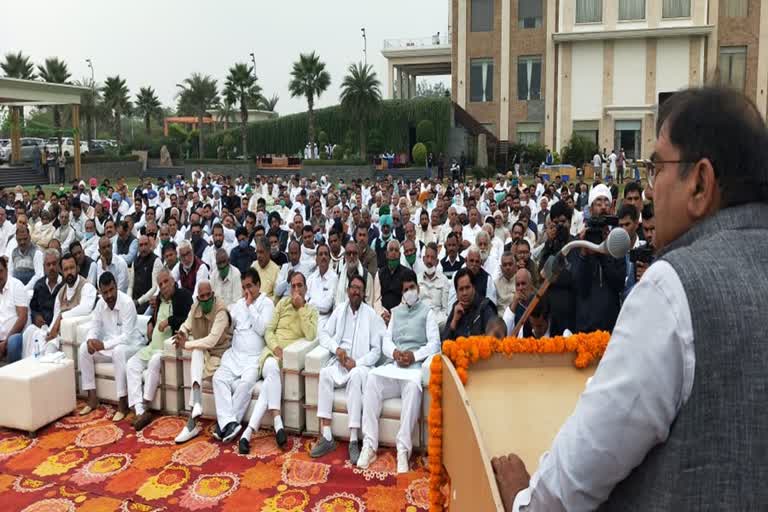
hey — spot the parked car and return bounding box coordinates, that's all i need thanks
[20,138,45,162]
[0,140,10,163]
[87,140,107,155]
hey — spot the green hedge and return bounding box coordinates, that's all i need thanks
[205,97,452,158]
[302,159,368,167]
[82,155,140,163]
[184,159,249,165]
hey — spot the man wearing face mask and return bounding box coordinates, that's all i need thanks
[174,280,232,443]
[358,270,440,474]
[418,243,451,330]
[371,211,395,269]
[400,239,425,274]
[231,227,256,274]
[211,248,242,306]
[373,239,409,324]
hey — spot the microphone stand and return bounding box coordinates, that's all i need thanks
[510,253,565,338]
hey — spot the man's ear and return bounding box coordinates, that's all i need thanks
[688,159,720,219]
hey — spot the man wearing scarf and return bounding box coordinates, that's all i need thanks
[311,274,384,464]
[371,208,394,269]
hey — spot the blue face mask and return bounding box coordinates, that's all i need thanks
[84,232,95,240]
[239,240,249,249]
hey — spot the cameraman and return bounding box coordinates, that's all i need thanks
[635,203,656,282]
[538,201,577,336]
[618,203,645,300]
[570,184,627,332]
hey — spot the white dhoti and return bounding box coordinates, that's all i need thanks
[245,357,282,430]
[78,341,139,397]
[317,363,369,430]
[188,348,205,407]
[212,350,262,430]
[22,326,60,359]
[362,372,422,455]
[126,351,163,413]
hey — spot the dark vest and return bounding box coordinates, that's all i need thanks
[179,257,207,293]
[440,254,465,280]
[133,252,158,301]
[115,234,136,257]
[379,264,408,311]
[78,256,93,279]
[599,203,768,510]
[471,267,490,299]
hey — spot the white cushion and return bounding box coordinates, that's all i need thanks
[304,345,331,374]
[283,339,317,371]
[0,359,76,432]
[60,314,92,343]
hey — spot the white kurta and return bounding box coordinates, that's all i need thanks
[307,268,338,331]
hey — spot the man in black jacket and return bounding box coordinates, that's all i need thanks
[30,249,63,326]
[127,269,193,431]
[442,268,498,340]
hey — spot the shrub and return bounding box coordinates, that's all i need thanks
[82,154,140,163]
[416,120,434,144]
[303,158,367,166]
[559,135,598,168]
[368,128,384,156]
[332,145,345,160]
[318,131,329,147]
[412,142,427,166]
[184,158,248,165]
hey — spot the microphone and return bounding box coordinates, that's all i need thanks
[560,227,632,258]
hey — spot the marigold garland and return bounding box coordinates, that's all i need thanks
[427,331,611,511]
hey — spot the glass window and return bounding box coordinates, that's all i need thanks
[719,46,747,91]
[576,0,602,23]
[471,0,494,32]
[573,120,599,145]
[470,59,494,102]
[517,123,541,145]
[518,0,543,28]
[619,0,645,20]
[615,120,642,160]
[517,55,542,101]
[722,0,748,17]
[662,0,691,18]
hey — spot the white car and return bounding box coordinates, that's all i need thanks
[45,137,89,157]
[0,145,10,163]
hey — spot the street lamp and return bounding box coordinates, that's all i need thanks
[361,28,367,66]
[249,52,257,79]
[85,59,95,144]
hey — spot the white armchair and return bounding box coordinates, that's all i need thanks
[60,314,93,393]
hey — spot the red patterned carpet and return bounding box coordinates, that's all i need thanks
[0,404,430,511]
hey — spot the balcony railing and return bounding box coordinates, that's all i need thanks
[383,34,451,49]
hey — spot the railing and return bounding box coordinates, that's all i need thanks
[383,34,451,49]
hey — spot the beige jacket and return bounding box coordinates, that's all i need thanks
[179,297,232,378]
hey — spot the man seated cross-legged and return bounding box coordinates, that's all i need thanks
[239,270,317,454]
[310,273,383,464]
[358,269,440,474]
[173,280,232,443]
[78,271,143,420]
[127,269,193,431]
[212,268,274,443]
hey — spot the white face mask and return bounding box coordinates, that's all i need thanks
[403,288,419,307]
[424,263,435,276]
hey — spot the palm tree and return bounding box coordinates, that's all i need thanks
[177,73,219,158]
[37,57,71,148]
[101,76,132,144]
[259,93,279,112]
[223,62,262,159]
[288,52,331,146]
[74,78,101,145]
[1,52,36,142]
[340,62,382,158]
[134,86,162,135]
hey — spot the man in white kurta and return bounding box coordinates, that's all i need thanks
[310,274,383,463]
[78,271,143,421]
[306,244,338,332]
[358,271,440,474]
[212,268,274,443]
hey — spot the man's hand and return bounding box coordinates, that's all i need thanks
[393,349,401,363]
[450,303,465,330]
[291,293,305,309]
[47,316,61,340]
[273,346,284,359]
[174,331,188,349]
[343,357,356,370]
[397,350,414,367]
[244,288,254,305]
[382,309,391,325]
[335,347,348,364]
[158,319,169,332]
[636,261,648,282]
[86,339,105,354]
[491,454,531,512]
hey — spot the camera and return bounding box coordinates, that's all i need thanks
[585,215,618,245]
[629,245,655,265]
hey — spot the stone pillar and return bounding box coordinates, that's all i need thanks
[477,133,488,168]
[72,104,81,180]
[399,69,408,100]
[409,74,417,99]
[389,63,396,99]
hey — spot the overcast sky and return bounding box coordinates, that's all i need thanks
[2,0,450,115]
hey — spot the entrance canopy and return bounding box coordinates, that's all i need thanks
[0,77,90,178]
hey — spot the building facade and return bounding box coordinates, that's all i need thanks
[449,0,768,161]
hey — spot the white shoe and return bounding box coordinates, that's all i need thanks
[397,450,410,474]
[78,405,93,416]
[112,410,126,422]
[191,403,203,419]
[174,424,201,444]
[356,445,377,469]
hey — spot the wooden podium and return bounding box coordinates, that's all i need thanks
[441,353,597,511]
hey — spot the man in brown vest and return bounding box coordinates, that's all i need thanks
[173,280,232,443]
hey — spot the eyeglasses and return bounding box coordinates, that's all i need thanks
[641,159,696,189]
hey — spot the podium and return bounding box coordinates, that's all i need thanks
[439,352,598,511]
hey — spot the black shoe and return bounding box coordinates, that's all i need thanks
[221,421,242,443]
[212,423,223,441]
[275,428,288,449]
[238,437,250,455]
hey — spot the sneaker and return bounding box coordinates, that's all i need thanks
[174,424,201,444]
[357,445,377,469]
[397,450,410,474]
[133,412,153,431]
[222,422,242,443]
[190,403,203,419]
[238,437,250,455]
[310,436,336,458]
[348,440,361,465]
[275,428,288,449]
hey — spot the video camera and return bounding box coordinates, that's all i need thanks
[629,244,655,265]
[585,215,619,245]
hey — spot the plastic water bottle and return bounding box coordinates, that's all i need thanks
[33,340,40,360]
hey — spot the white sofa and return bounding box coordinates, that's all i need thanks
[169,338,318,433]
[60,313,94,393]
[303,347,437,449]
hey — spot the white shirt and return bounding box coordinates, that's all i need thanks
[417,269,451,330]
[515,261,695,511]
[609,152,618,173]
[227,293,274,360]
[202,241,236,271]
[52,278,97,321]
[0,221,14,256]
[382,305,441,365]
[87,255,129,294]
[447,271,496,308]
[8,246,45,293]
[307,267,338,318]
[0,277,29,340]
[462,224,482,245]
[274,261,311,298]
[210,265,243,306]
[85,291,143,349]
